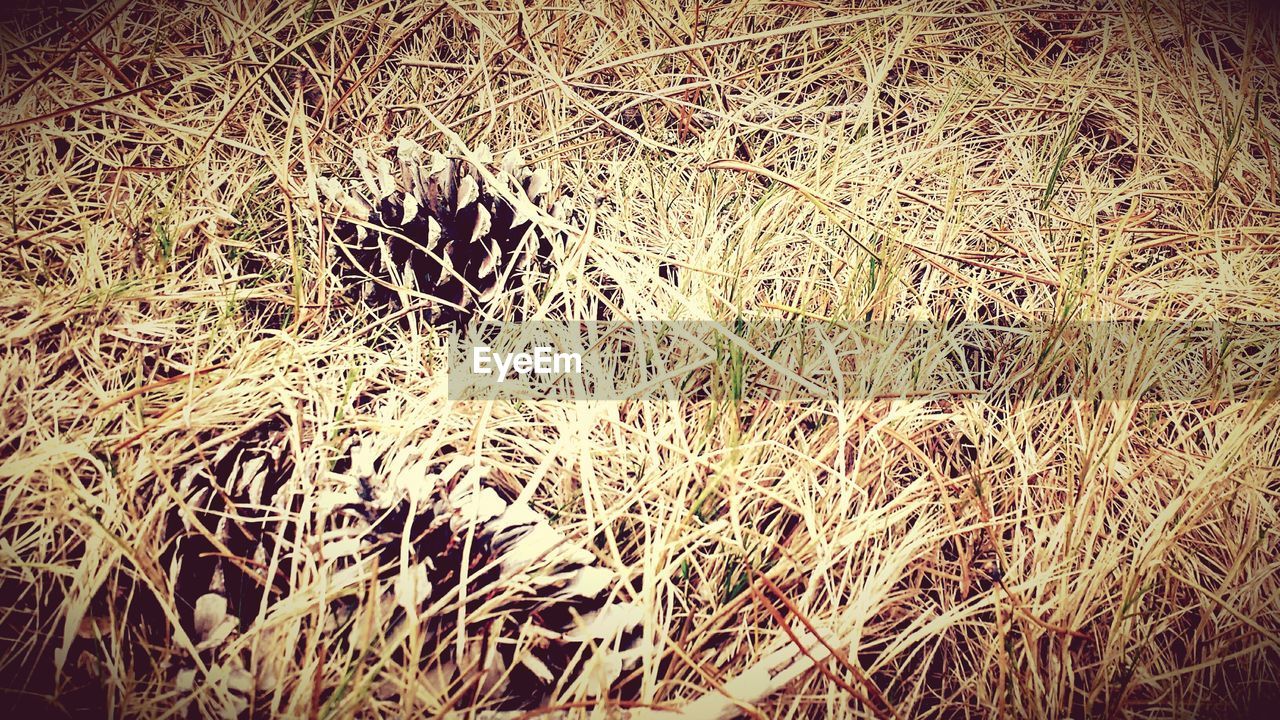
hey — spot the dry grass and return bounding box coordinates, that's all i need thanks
[3,0,1280,717]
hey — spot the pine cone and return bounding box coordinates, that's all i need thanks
[316,140,572,327]
[163,420,644,713]
[162,420,294,718]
